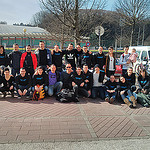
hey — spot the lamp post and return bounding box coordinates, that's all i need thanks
[23,28,27,49]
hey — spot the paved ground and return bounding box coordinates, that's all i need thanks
[0,96,150,144]
[0,138,150,150]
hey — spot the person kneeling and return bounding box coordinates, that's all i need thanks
[118,76,137,108]
[105,75,117,103]
[15,68,31,99]
[47,64,63,96]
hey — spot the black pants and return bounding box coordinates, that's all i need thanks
[73,85,88,97]
[25,67,34,77]
[106,69,115,77]
[0,86,14,94]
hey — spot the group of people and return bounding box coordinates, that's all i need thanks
[0,41,150,108]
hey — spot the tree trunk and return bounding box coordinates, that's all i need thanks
[74,0,80,48]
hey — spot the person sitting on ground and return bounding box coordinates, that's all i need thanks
[123,67,136,92]
[136,69,150,107]
[82,64,93,97]
[105,75,117,104]
[118,76,137,108]
[60,63,73,90]
[71,66,88,99]
[15,68,31,99]
[47,64,63,96]
[32,66,48,94]
[92,64,105,100]
[0,67,14,98]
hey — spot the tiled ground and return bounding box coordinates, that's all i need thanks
[0,96,149,143]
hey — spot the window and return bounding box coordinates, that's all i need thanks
[141,51,148,61]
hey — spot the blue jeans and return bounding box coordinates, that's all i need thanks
[121,89,137,103]
[105,91,116,100]
[48,81,63,96]
[92,86,105,100]
[12,68,20,77]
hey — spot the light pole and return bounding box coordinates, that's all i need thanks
[23,28,27,49]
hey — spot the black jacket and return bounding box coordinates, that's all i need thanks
[80,51,93,68]
[71,72,86,87]
[93,52,106,69]
[105,80,118,91]
[123,72,135,86]
[138,75,150,90]
[0,52,9,67]
[32,73,48,86]
[117,80,130,92]
[9,51,22,69]
[15,74,31,90]
[60,71,73,89]
[83,70,93,90]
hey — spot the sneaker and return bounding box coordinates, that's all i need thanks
[18,96,21,99]
[26,96,30,99]
[110,97,114,104]
[105,97,109,102]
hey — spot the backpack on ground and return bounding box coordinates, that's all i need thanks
[56,89,76,103]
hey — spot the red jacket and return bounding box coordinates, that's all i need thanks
[20,52,37,70]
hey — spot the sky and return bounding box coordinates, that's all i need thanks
[0,0,116,25]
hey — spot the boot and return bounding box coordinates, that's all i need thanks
[124,98,133,108]
[130,96,136,108]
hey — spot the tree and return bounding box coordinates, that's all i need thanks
[116,0,149,46]
[39,0,106,47]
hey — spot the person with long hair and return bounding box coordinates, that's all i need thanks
[0,45,9,75]
[105,46,116,78]
[137,69,150,107]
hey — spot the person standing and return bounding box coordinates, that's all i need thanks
[93,46,106,70]
[105,46,116,77]
[119,46,132,76]
[64,43,77,71]
[80,45,93,69]
[9,43,22,76]
[51,45,65,72]
[35,41,52,71]
[75,44,83,66]
[20,45,37,77]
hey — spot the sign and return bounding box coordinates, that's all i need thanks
[95,26,104,36]
[86,42,91,47]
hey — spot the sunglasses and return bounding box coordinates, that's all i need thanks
[66,67,71,68]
